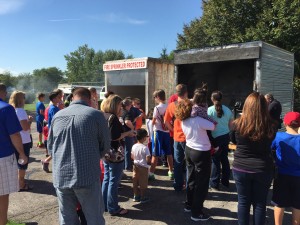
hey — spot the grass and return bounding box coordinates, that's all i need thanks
[6,221,25,225]
[24,104,36,112]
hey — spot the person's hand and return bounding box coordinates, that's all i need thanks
[18,153,28,165]
[28,115,33,123]
[128,130,136,137]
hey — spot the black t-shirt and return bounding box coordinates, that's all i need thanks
[121,109,133,131]
[231,130,274,173]
[104,113,124,150]
[268,99,282,129]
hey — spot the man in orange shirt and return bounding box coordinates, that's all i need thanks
[164,84,188,191]
[133,98,145,130]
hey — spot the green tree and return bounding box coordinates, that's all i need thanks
[0,71,17,88]
[159,47,174,62]
[32,67,64,92]
[65,45,131,83]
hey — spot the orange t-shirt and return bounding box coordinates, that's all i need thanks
[164,102,186,142]
[135,109,144,130]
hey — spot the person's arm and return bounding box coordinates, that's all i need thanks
[10,132,28,164]
[228,118,234,130]
[19,115,33,131]
[125,120,135,130]
[131,152,134,160]
[39,109,44,115]
[146,155,151,164]
[164,104,174,132]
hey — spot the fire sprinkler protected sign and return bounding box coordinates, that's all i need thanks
[103,59,147,71]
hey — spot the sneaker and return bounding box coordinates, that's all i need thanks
[41,160,50,173]
[140,196,150,203]
[148,174,155,181]
[168,171,174,180]
[184,205,191,213]
[191,213,211,222]
[133,196,141,202]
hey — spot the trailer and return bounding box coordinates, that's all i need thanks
[174,41,294,116]
[103,58,175,114]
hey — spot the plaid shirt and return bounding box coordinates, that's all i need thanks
[48,100,110,188]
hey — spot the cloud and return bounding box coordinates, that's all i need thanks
[48,18,81,22]
[0,67,19,75]
[89,13,147,25]
[0,0,24,15]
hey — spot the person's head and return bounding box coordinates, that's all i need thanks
[49,91,61,104]
[9,91,26,108]
[153,89,166,103]
[133,98,141,109]
[104,91,115,99]
[193,83,208,107]
[283,112,300,130]
[176,84,188,99]
[103,94,123,116]
[53,88,64,100]
[0,83,7,99]
[89,87,98,99]
[234,92,275,141]
[37,92,45,102]
[136,128,148,143]
[264,93,274,104]
[175,99,193,121]
[72,87,91,105]
[211,91,224,118]
[146,108,154,120]
[122,98,132,111]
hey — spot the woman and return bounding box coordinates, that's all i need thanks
[121,98,135,171]
[9,91,33,191]
[231,92,276,225]
[207,91,233,190]
[271,112,300,225]
[175,99,215,222]
[101,95,135,216]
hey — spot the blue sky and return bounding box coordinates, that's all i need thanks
[0,0,202,75]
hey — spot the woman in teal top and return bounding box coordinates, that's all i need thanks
[207,91,233,190]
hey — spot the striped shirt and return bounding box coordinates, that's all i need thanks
[48,100,110,188]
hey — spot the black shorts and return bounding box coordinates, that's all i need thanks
[271,173,300,209]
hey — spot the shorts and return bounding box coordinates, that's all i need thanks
[152,130,171,157]
[272,173,300,209]
[133,164,149,189]
[15,142,31,170]
[0,154,19,195]
[36,120,44,133]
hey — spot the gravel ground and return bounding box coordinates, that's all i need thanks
[8,131,292,225]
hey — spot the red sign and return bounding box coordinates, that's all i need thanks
[103,59,147,71]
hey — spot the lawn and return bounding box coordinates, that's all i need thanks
[24,104,36,112]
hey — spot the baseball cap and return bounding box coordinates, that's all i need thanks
[283,112,300,126]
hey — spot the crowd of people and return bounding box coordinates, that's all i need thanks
[0,82,300,225]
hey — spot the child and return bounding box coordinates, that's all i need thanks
[146,109,154,154]
[271,112,300,225]
[36,92,45,148]
[150,89,174,180]
[133,98,146,130]
[131,128,151,203]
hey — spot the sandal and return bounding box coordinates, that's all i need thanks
[19,183,33,192]
[110,208,128,216]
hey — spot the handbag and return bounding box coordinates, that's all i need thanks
[104,114,125,163]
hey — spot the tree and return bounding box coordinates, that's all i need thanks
[64,45,131,83]
[0,71,17,88]
[159,47,174,62]
[32,67,64,92]
[177,0,300,74]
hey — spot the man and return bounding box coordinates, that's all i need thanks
[265,93,282,129]
[0,83,28,225]
[48,87,110,225]
[164,84,188,191]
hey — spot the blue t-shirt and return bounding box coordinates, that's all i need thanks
[207,105,233,138]
[48,105,59,128]
[271,132,300,177]
[36,101,45,121]
[0,99,23,158]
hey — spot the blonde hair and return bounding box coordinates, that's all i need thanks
[9,91,25,108]
[103,94,123,115]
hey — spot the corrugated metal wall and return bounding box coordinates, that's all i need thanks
[258,42,294,116]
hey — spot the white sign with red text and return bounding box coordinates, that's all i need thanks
[103,59,147,71]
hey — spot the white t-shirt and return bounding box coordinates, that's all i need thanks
[182,117,215,151]
[131,143,151,168]
[153,103,168,132]
[146,119,153,141]
[15,108,31,144]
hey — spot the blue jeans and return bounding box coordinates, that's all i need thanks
[124,136,134,170]
[102,160,124,214]
[233,170,273,225]
[55,179,105,225]
[210,134,231,188]
[173,141,186,191]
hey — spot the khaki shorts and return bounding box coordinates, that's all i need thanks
[0,154,19,195]
[133,164,149,189]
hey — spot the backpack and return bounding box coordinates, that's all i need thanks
[156,107,168,131]
[104,114,125,163]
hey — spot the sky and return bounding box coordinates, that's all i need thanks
[0,0,202,75]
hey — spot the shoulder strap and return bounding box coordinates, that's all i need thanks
[107,114,114,127]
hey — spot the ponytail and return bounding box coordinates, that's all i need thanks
[211,91,224,118]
